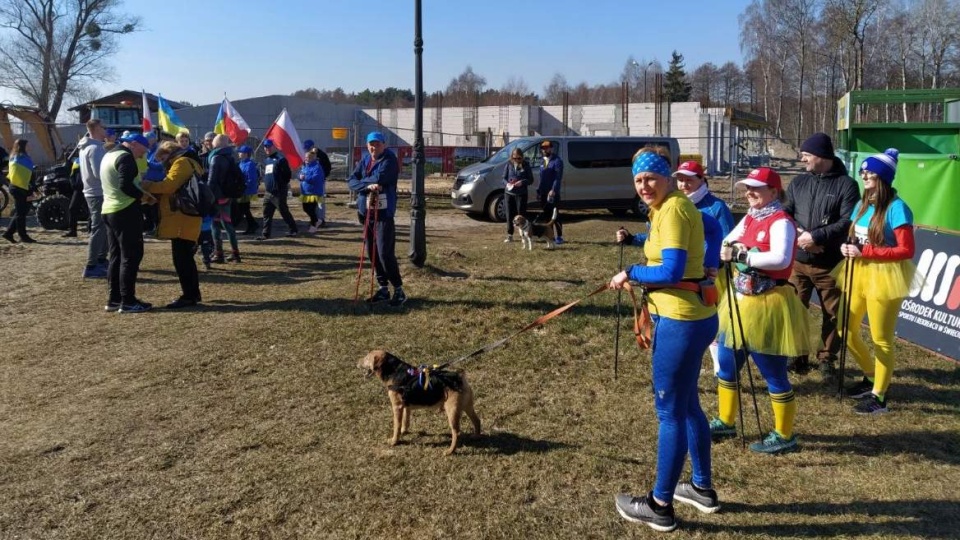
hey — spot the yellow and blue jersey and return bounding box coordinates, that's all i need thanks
[6,154,34,190]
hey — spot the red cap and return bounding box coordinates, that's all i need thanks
[737,167,782,190]
[673,160,705,178]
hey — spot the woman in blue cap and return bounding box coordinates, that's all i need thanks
[236,145,260,234]
[609,147,720,532]
[838,149,917,414]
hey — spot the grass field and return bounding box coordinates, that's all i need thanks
[1,194,958,539]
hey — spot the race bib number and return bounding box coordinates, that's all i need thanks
[265,164,275,175]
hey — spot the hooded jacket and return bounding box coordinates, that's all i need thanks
[142,149,203,242]
[784,157,861,268]
[78,136,107,198]
[207,146,237,201]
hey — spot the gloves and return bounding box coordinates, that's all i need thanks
[721,243,748,264]
[616,228,634,245]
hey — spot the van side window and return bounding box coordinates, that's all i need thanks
[568,141,663,169]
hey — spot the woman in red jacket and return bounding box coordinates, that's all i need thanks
[839,149,917,414]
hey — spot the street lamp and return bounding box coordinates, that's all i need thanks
[409,0,426,267]
[630,60,654,102]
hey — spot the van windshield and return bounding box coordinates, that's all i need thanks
[484,139,534,165]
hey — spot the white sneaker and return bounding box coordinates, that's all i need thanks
[308,226,318,234]
[503,235,513,243]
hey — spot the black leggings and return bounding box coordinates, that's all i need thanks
[302,202,319,227]
[4,186,30,239]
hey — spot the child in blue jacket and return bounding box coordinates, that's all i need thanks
[237,145,260,235]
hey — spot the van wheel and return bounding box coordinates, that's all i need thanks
[608,208,629,217]
[486,192,506,222]
[632,197,650,221]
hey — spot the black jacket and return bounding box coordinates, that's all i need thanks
[784,157,861,268]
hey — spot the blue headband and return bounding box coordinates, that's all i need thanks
[632,152,671,177]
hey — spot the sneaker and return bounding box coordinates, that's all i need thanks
[254,235,269,241]
[749,431,799,455]
[308,225,318,234]
[227,251,242,263]
[366,288,390,304]
[2,231,16,244]
[104,301,121,312]
[503,235,513,243]
[19,236,37,243]
[118,300,152,314]
[614,492,677,532]
[709,418,737,440]
[285,231,299,238]
[202,259,212,270]
[554,236,565,245]
[673,482,720,514]
[844,377,874,399]
[82,265,108,279]
[388,288,408,307]
[853,394,889,415]
[165,297,198,309]
[62,231,77,238]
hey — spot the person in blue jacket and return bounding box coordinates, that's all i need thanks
[235,145,260,234]
[673,160,735,373]
[299,148,327,232]
[536,140,564,243]
[347,131,405,307]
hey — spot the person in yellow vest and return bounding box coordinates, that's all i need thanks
[99,133,155,313]
[3,139,37,243]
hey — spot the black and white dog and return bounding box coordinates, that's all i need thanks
[512,208,558,250]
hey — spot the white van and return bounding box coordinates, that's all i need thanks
[450,136,680,221]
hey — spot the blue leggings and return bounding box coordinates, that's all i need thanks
[716,339,792,395]
[650,314,718,502]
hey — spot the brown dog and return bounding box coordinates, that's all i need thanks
[358,349,481,455]
[513,207,559,250]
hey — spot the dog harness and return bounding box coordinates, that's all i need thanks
[380,354,464,407]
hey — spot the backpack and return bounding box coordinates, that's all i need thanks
[174,173,216,217]
[221,157,246,198]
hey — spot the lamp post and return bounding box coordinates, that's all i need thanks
[642,61,653,102]
[409,0,426,267]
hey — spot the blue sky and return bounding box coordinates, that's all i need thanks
[5,1,754,110]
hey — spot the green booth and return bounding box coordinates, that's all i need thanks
[835,89,960,232]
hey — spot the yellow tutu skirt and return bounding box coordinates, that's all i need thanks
[718,284,811,357]
[832,258,918,301]
[300,194,324,204]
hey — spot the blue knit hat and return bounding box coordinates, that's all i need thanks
[302,139,315,151]
[237,145,253,154]
[860,148,899,184]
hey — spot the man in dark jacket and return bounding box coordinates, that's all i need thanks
[347,131,406,307]
[784,133,861,377]
[536,140,564,243]
[208,134,241,262]
[256,138,298,240]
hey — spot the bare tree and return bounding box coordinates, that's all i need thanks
[445,65,487,106]
[543,73,569,105]
[0,0,140,121]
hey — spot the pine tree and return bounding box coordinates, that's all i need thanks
[663,50,692,102]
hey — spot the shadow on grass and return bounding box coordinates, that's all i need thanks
[695,499,959,538]
[898,366,960,385]
[792,379,960,408]
[802,430,960,465]
[463,430,575,456]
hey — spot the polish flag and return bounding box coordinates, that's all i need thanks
[141,90,153,134]
[214,96,251,145]
[263,108,305,169]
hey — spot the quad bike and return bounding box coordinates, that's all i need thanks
[34,160,88,230]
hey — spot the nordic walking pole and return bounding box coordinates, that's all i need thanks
[614,228,626,380]
[724,261,748,449]
[837,237,857,401]
[726,254,765,442]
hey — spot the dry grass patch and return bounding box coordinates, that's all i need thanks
[0,198,958,539]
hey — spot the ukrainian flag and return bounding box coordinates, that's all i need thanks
[6,154,34,190]
[157,94,188,136]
